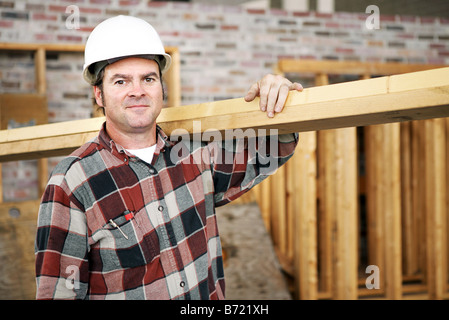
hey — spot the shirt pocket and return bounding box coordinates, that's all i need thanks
[93,210,160,270]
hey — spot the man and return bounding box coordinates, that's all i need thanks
[35,15,302,300]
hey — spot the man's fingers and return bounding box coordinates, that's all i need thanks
[245,76,304,118]
[291,82,304,92]
[258,78,272,112]
[274,83,290,113]
[244,82,260,102]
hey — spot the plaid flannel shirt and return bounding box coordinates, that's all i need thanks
[35,123,298,300]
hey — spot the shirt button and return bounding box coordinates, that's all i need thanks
[180,281,185,288]
[149,168,155,174]
[158,205,164,212]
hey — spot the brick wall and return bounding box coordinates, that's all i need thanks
[1,0,449,201]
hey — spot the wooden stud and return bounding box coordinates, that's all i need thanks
[365,123,402,299]
[424,119,448,299]
[34,48,46,95]
[332,127,359,299]
[411,121,427,281]
[383,123,403,299]
[294,131,318,299]
[315,73,334,295]
[400,122,418,276]
[0,200,41,299]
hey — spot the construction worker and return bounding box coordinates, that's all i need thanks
[35,15,303,300]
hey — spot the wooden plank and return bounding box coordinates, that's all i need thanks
[164,48,181,108]
[400,122,418,276]
[0,94,49,202]
[333,127,358,299]
[317,129,334,294]
[271,164,287,255]
[382,123,402,299]
[446,118,449,295]
[0,94,48,129]
[365,125,385,291]
[411,121,427,280]
[34,48,46,95]
[0,42,178,56]
[315,73,333,295]
[424,118,448,299]
[0,42,84,52]
[365,123,402,299]
[0,200,40,299]
[294,131,318,299]
[278,59,447,76]
[1,67,449,162]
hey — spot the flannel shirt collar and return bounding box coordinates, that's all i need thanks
[97,122,174,165]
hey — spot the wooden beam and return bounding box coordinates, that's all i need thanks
[294,131,318,299]
[332,127,358,299]
[424,118,448,299]
[0,42,179,55]
[278,59,447,76]
[0,67,449,162]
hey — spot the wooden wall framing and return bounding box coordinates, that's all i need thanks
[242,59,449,300]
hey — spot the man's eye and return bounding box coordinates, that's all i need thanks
[144,77,155,83]
[114,80,125,85]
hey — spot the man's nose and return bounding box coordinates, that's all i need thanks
[128,82,146,97]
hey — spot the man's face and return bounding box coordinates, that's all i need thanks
[94,57,164,135]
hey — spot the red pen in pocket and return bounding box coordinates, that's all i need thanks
[124,210,134,221]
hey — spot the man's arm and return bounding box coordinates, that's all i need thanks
[211,75,302,206]
[35,173,89,300]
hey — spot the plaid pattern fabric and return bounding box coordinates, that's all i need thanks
[35,123,298,300]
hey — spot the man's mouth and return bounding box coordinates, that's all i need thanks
[126,105,149,109]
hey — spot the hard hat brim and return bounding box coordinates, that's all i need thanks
[83,53,171,85]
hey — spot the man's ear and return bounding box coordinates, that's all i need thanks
[93,86,103,107]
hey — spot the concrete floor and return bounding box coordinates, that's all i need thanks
[216,203,291,300]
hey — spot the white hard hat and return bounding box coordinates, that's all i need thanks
[83,15,172,85]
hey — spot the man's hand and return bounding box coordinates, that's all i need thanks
[244,74,303,118]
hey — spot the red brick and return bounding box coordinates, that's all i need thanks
[293,11,310,17]
[120,0,141,5]
[315,12,333,19]
[33,13,58,21]
[35,33,55,41]
[79,7,102,14]
[48,5,67,12]
[325,22,339,28]
[57,35,83,42]
[221,25,239,31]
[430,43,446,49]
[380,15,396,22]
[399,16,417,23]
[0,20,13,27]
[147,1,168,8]
[247,9,265,15]
[397,33,415,39]
[420,17,436,24]
[269,8,288,16]
[90,0,111,4]
[336,47,355,54]
[78,27,95,33]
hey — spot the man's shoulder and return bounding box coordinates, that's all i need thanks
[51,137,99,176]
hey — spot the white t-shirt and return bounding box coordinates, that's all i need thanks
[126,145,156,164]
